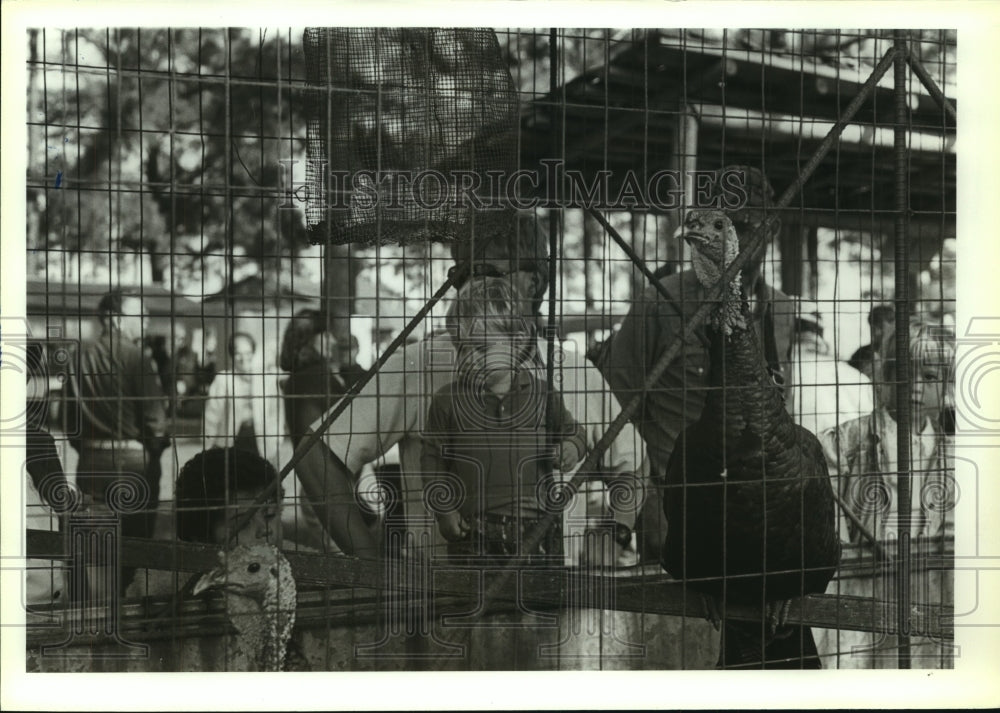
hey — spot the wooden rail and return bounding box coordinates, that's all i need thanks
[25,529,953,645]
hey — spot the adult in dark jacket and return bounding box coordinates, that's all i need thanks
[159,322,203,416]
[279,309,348,447]
[278,309,354,550]
[64,289,169,592]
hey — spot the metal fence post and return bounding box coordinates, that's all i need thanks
[893,29,913,670]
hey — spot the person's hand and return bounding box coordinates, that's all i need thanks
[579,522,633,570]
[75,490,94,512]
[580,527,619,569]
[559,440,584,472]
[58,490,94,533]
[437,511,471,542]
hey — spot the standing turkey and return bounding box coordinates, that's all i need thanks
[193,543,308,671]
[661,210,841,669]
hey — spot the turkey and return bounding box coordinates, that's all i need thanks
[193,543,306,671]
[661,210,841,669]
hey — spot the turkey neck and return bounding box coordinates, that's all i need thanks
[224,591,292,672]
[704,302,788,447]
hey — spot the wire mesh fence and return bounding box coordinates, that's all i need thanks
[19,26,955,672]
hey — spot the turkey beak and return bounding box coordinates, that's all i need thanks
[193,569,222,596]
[674,223,707,248]
[191,572,218,597]
[193,550,228,596]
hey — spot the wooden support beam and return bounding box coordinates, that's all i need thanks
[25,529,954,640]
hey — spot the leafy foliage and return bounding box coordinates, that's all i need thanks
[28,28,312,289]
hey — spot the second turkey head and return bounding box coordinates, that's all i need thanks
[193,543,297,671]
[193,544,287,601]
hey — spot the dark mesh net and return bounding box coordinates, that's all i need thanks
[304,28,519,246]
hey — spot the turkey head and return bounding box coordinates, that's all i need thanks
[194,543,297,671]
[675,209,746,334]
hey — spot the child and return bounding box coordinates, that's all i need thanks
[116,446,285,605]
[420,277,587,560]
[814,321,955,669]
[175,447,284,547]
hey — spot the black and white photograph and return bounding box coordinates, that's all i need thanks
[1,2,998,710]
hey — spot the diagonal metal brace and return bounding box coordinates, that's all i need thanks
[905,47,956,122]
[588,207,677,305]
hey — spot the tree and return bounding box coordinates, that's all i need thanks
[27,28,314,291]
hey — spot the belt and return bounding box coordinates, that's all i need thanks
[80,439,145,451]
[469,512,563,558]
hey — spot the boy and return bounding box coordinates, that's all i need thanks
[814,321,955,668]
[420,277,588,560]
[118,447,284,603]
[175,447,284,547]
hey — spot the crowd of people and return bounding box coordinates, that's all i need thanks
[25,295,373,600]
[23,165,955,670]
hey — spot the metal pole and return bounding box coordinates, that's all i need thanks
[680,106,699,270]
[893,29,913,669]
[546,27,560,472]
